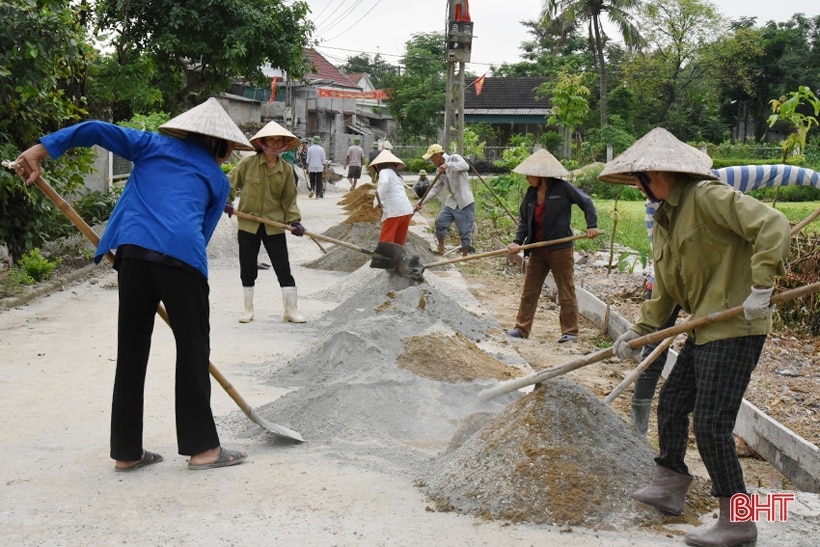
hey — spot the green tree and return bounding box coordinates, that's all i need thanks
[704,21,766,142]
[93,0,314,112]
[1,0,95,261]
[382,32,447,142]
[542,0,644,128]
[339,53,397,89]
[768,86,820,164]
[0,0,91,146]
[538,68,591,159]
[626,0,723,129]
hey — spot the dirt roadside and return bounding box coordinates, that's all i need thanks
[1,178,818,546]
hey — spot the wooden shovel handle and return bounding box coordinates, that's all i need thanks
[425,232,599,269]
[479,281,820,400]
[232,210,375,255]
[603,335,676,405]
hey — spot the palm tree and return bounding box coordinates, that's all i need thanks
[542,0,644,128]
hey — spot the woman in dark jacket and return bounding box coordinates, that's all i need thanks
[506,149,600,342]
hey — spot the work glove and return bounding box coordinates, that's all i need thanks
[613,329,642,362]
[290,222,305,236]
[743,286,774,320]
[223,203,234,217]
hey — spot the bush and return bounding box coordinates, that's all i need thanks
[72,186,122,226]
[749,185,820,202]
[16,248,59,283]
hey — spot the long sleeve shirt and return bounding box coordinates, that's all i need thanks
[420,153,474,209]
[376,168,413,219]
[306,144,326,173]
[634,177,790,344]
[40,121,228,278]
[513,179,597,252]
[227,153,300,235]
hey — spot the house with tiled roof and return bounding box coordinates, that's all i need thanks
[464,76,552,145]
[230,49,395,162]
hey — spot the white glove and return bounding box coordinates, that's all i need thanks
[613,329,642,361]
[743,286,774,320]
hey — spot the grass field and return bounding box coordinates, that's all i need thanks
[570,200,820,257]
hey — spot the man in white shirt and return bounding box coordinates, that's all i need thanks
[414,144,475,256]
[306,135,326,198]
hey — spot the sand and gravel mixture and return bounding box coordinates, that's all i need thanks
[210,198,700,532]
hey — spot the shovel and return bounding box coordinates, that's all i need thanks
[4,159,306,443]
[397,232,600,280]
[231,210,407,269]
[478,281,820,401]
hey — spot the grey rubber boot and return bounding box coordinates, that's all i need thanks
[632,464,693,515]
[239,287,254,323]
[684,496,757,547]
[281,287,306,323]
[631,398,652,437]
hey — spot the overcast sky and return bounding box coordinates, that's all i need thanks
[305,0,816,73]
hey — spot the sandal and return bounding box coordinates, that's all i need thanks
[188,448,247,471]
[115,450,163,472]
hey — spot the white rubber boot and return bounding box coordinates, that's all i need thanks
[239,287,254,323]
[281,287,306,323]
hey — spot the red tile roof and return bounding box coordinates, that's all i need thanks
[304,49,359,88]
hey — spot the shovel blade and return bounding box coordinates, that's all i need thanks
[397,254,425,280]
[369,241,406,270]
[249,408,306,443]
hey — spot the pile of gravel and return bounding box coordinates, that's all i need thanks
[421,379,659,529]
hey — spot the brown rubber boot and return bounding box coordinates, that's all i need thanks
[684,496,757,546]
[632,464,693,515]
[437,238,445,255]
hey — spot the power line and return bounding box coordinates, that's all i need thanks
[324,0,382,42]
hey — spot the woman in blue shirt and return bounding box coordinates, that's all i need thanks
[14,98,253,471]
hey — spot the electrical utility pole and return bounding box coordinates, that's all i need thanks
[444,1,473,155]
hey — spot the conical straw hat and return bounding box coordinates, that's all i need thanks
[249,121,300,151]
[159,97,253,151]
[599,127,716,184]
[513,149,570,178]
[369,150,406,169]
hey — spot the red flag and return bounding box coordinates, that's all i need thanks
[455,0,471,22]
[269,77,278,102]
[474,73,486,96]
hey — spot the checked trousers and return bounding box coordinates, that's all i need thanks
[655,334,766,496]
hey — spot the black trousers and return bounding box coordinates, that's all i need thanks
[111,258,219,460]
[238,225,295,288]
[309,171,324,197]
